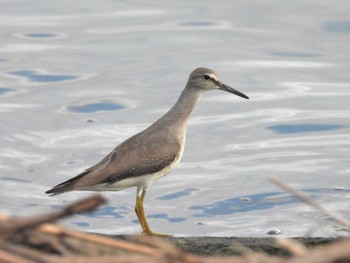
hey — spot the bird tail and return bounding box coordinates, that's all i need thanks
[45,183,74,196]
[45,170,90,196]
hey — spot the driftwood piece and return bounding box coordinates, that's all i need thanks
[0,194,106,240]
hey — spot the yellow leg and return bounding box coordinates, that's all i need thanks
[135,188,172,237]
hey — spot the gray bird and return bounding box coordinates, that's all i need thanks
[46,67,249,236]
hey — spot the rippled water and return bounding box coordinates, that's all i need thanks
[1,1,350,237]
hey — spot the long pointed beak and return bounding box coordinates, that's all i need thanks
[218,82,249,100]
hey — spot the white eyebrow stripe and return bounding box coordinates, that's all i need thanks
[207,73,218,81]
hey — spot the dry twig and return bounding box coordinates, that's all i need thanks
[269,176,350,228]
[0,194,106,240]
[276,238,307,256]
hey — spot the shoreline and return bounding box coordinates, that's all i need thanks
[108,235,336,256]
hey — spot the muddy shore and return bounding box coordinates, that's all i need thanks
[110,235,335,256]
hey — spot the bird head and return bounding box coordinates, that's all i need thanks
[187,67,249,100]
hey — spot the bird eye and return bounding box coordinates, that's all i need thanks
[203,74,210,80]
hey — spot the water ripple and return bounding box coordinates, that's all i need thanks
[324,21,350,33]
[190,188,350,218]
[68,101,125,113]
[269,51,320,58]
[132,213,186,223]
[14,32,66,40]
[0,44,60,52]
[82,205,128,219]
[7,69,79,83]
[171,20,231,30]
[157,188,198,200]
[266,124,347,134]
[0,103,39,112]
[221,60,333,68]
[0,87,13,95]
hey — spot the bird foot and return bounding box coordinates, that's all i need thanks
[141,230,173,237]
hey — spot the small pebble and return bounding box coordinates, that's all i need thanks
[240,197,251,202]
[267,229,283,235]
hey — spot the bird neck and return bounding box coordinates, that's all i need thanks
[160,87,203,126]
